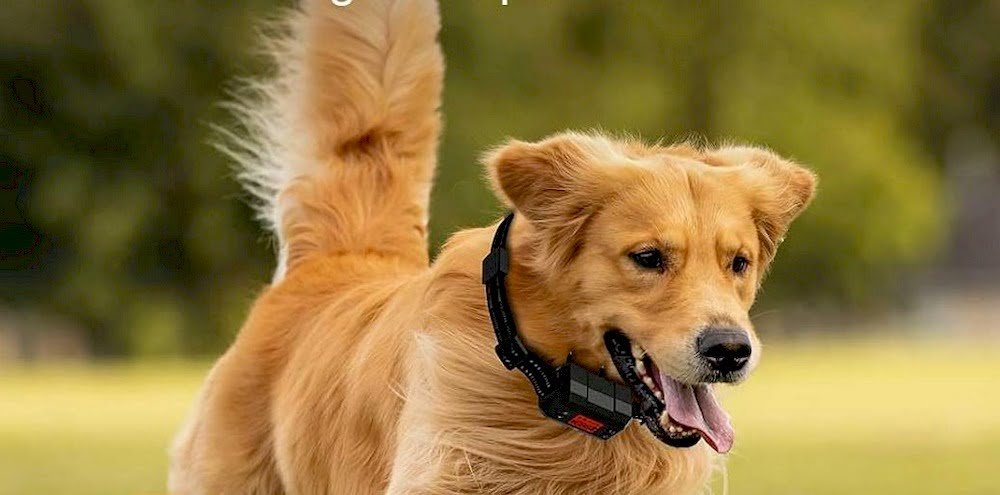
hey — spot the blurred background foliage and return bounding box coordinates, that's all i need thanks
[1,0,997,357]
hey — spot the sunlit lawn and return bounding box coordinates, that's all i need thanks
[721,337,1000,494]
[2,337,998,494]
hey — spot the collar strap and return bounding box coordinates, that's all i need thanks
[482,212,634,439]
[482,212,559,398]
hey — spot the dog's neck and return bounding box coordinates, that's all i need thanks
[502,218,609,372]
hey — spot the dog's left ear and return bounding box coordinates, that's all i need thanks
[485,133,642,266]
[707,146,818,273]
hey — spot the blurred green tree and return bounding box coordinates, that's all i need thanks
[918,0,998,160]
[4,0,990,356]
[2,0,278,356]
[434,0,946,307]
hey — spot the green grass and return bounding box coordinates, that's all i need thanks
[720,337,1000,494]
[2,338,999,494]
[0,362,205,495]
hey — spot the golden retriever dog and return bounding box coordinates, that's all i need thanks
[169,0,816,493]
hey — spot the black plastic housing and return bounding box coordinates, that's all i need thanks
[539,362,633,440]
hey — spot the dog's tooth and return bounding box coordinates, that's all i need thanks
[631,344,647,361]
[636,360,646,374]
[643,376,655,388]
[654,390,663,400]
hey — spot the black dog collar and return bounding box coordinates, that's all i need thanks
[482,212,633,439]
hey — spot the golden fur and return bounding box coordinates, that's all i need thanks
[169,1,816,493]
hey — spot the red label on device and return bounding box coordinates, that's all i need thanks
[568,414,604,433]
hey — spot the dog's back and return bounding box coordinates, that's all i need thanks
[168,1,444,493]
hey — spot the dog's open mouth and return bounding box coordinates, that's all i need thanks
[604,330,734,453]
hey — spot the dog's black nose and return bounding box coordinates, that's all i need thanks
[697,328,751,374]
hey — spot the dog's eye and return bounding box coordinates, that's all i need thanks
[630,249,664,271]
[731,255,750,275]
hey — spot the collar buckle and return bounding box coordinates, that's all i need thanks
[481,246,508,283]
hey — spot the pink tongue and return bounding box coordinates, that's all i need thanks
[659,373,734,453]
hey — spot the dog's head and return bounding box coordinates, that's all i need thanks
[486,132,816,452]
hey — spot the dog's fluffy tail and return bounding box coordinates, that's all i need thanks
[226,0,443,279]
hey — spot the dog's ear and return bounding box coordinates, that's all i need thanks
[486,133,643,222]
[485,133,642,265]
[706,146,817,272]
